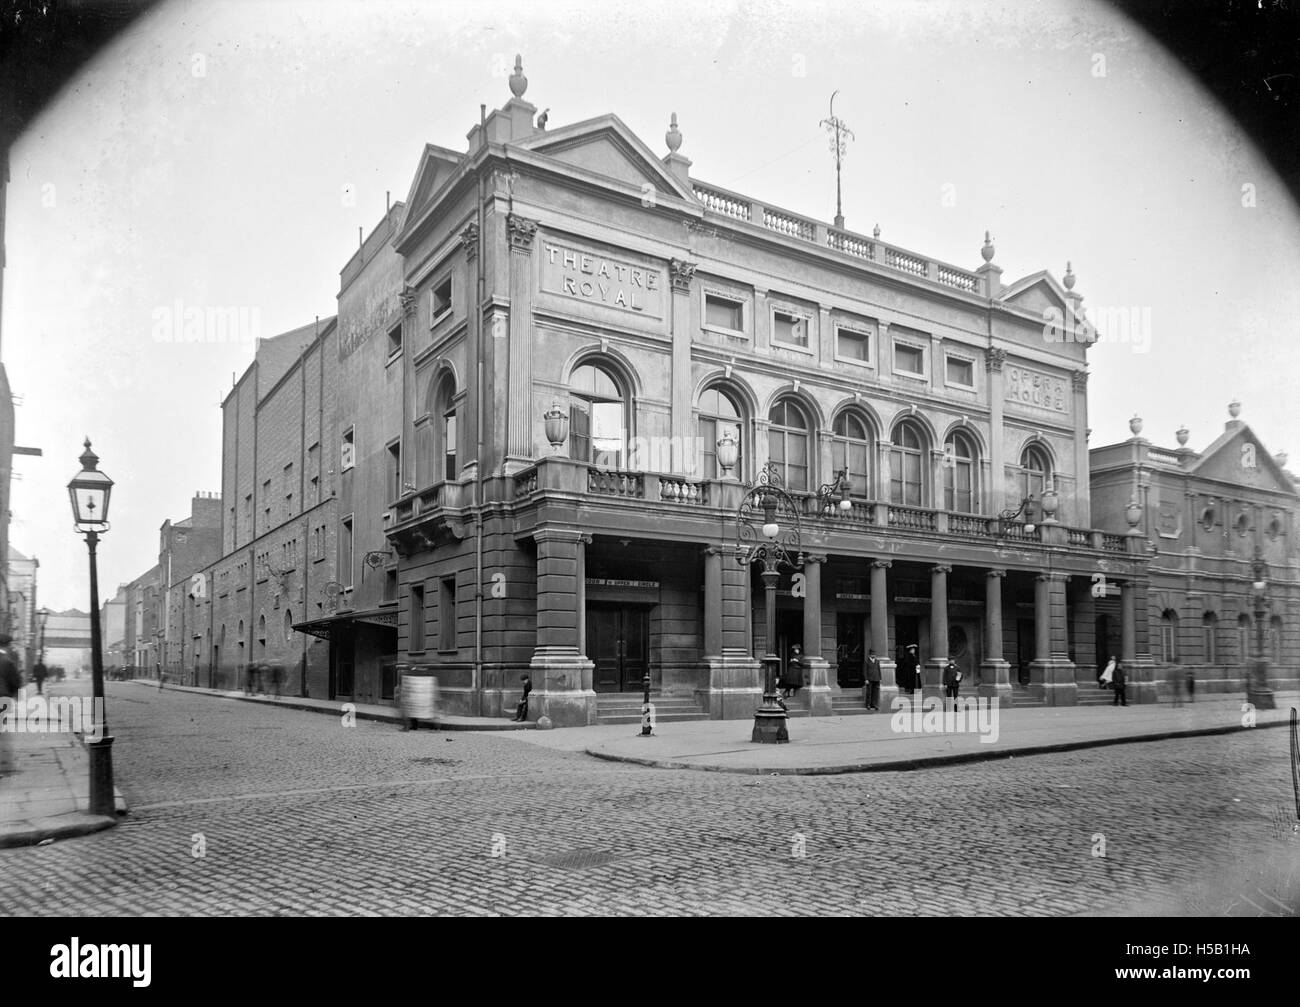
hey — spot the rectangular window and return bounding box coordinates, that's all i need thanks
[243,495,253,538]
[384,568,398,605]
[409,584,425,653]
[704,293,743,332]
[946,356,975,387]
[387,321,402,356]
[308,443,320,506]
[262,480,272,532]
[836,327,870,363]
[388,440,402,500]
[341,427,355,471]
[431,277,452,323]
[772,310,809,348]
[894,344,925,376]
[340,516,354,588]
[284,463,294,518]
[438,576,456,652]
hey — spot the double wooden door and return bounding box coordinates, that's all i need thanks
[588,605,648,692]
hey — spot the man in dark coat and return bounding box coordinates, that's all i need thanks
[901,644,920,695]
[32,661,47,696]
[1111,660,1128,706]
[864,648,882,710]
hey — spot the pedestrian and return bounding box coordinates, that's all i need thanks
[783,645,803,698]
[270,663,283,699]
[158,667,167,692]
[1099,655,1116,689]
[1185,669,1195,703]
[32,660,47,696]
[902,643,920,695]
[513,673,532,722]
[0,634,21,777]
[864,648,882,710]
[942,657,962,712]
[1171,665,1183,707]
[1111,658,1127,707]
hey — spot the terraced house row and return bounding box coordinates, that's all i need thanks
[123,59,1299,723]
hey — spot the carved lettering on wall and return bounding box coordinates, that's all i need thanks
[1004,365,1068,414]
[542,242,664,317]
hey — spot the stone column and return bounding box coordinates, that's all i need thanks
[505,213,539,472]
[1071,370,1090,526]
[528,527,596,726]
[980,568,1012,705]
[706,549,762,719]
[924,564,951,699]
[986,348,1007,511]
[1029,572,1077,705]
[870,559,897,706]
[801,553,831,715]
[703,545,723,658]
[1120,576,1156,703]
[669,259,697,476]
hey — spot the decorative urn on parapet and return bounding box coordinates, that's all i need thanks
[1128,414,1144,437]
[715,428,739,478]
[1124,499,1143,535]
[543,399,569,450]
[509,55,528,98]
[665,112,682,153]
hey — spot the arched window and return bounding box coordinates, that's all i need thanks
[889,421,926,506]
[768,399,810,491]
[257,614,267,654]
[1160,610,1178,663]
[1020,443,1052,502]
[832,411,872,497]
[1271,615,1283,664]
[571,363,627,468]
[944,430,978,513]
[416,373,457,488]
[284,609,294,643]
[1238,614,1252,664]
[1202,612,1217,664]
[698,386,743,479]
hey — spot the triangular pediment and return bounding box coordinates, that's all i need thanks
[1000,270,1072,318]
[396,144,467,240]
[1188,423,1298,496]
[514,114,696,202]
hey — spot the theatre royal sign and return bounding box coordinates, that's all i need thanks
[541,241,665,318]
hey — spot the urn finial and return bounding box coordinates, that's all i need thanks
[509,54,528,98]
[1228,399,1242,419]
[665,112,682,153]
[981,230,995,263]
[1129,414,1144,436]
[1176,425,1189,447]
[1063,261,1076,290]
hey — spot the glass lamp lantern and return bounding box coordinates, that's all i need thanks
[68,438,113,532]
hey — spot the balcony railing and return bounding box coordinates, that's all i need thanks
[658,475,709,505]
[887,504,938,533]
[949,512,993,538]
[1102,533,1128,552]
[588,468,644,498]
[691,178,988,297]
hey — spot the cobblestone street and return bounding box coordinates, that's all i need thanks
[1,683,1296,916]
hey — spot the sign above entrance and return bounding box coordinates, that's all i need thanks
[587,578,659,589]
[542,242,665,318]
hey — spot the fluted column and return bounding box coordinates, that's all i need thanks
[506,213,539,470]
[669,259,697,475]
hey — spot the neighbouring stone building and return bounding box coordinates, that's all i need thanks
[1091,404,1299,699]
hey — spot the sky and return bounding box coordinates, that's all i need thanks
[5,0,1300,611]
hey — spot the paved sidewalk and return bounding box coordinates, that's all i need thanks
[140,678,532,730]
[0,692,127,849]
[501,691,1300,774]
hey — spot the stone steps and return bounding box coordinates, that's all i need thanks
[596,693,709,725]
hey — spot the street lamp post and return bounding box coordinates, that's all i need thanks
[735,462,804,744]
[37,607,49,663]
[67,438,116,817]
[1249,546,1277,711]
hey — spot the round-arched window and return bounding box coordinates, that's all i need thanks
[570,363,626,468]
[768,399,810,491]
[832,412,871,497]
[699,386,743,478]
[944,431,978,513]
[889,421,926,506]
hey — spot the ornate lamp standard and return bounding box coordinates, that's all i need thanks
[67,438,116,816]
[1248,546,1277,710]
[37,607,50,663]
[735,462,804,743]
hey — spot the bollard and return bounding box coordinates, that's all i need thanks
[640,672,654,736]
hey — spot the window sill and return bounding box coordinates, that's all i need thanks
[772,340,814,355]
[834,354,874,369]
[702,324,749,340]
[893,370,928,382]
[944,381,977,392]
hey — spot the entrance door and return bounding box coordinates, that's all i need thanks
[332,627,355,700]
[895,615,921,664]
[836,612,865,687]
[588,605,649,692]
[1016,618,1035,685]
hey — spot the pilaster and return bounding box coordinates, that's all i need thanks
[505,213,539,472]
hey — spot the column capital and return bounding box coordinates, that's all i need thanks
[533,527,586,546]
[1035,571,1069,583]
[871,559,892,570]
[507,213,539,251]
[1070,369,1088,391]
[986,347,1007,372]
[986,567,1007,579]
[399,284,418,317]
[803,552,828,565]
[931,563,952,575]
[703,544,728,558]
[460,222,480,260]
[669,258,698,291]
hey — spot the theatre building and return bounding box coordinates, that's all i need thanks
[1090,406,1299,698]
[380,59,1155,725]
